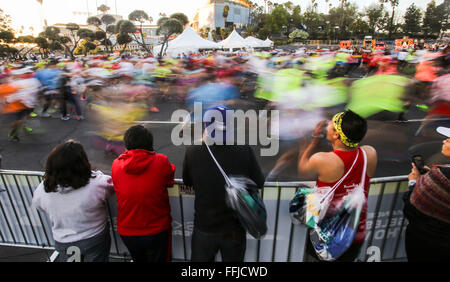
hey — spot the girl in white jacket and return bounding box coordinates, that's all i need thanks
[32,140,114,262]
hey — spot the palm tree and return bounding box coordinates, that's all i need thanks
[223,5,230,27]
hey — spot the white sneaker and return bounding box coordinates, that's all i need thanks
[61,116,70,121]
[41,112,51,117]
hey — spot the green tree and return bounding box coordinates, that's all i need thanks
[283,1,294,13]
[157,16,169,26]
[265,4,290,36]
[0,8,12,31]
[15,35,36,59]
[35,36,49,58]
[77,28,95,41]
[157,17,183,58]
[199,27,212,39]
[0,30,14,43]
[199,28,206,38]
[377,10,391,37]
[327,2,359,40]
[249,3,265,27]
[87,14,117,53]
[0,28,17,59]
[76,29,97,56]
[379,0,399,39]
[257,25,272,40]
[438,0,450,37]
[403,3,422,38]
[115,20,138,54]
[290,5,302,31]
[101,14,116,27]
[170,13,189,27]
[349,15,370,39]
[289,29,309,42]
[365,4,385,36]
[302,7,325,39]
[243,25,258,37]
[65,23,81,59]
[15,35,35,44]
[116,33,133,54]
[422,0,442,38]
[75,38,98,56]
[218,27,231,40]
[0,45,18,59]
[425,0,450,39]
[116,20,137,36]
[84,41,97,55]
[129,10,153,52]
[439,0,450,35]
[38,26,72,57]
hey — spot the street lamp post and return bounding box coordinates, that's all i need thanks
[334,26,339,44]
[326,21,330,44]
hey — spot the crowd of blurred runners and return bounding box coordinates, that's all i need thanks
[0,43,448,155]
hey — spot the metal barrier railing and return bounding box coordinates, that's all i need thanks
[0,169,409,262]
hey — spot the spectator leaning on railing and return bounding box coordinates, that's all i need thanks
[182,105,265,262]
[32,140,114,262]
[403,126,450,262]
[111,125,175,262]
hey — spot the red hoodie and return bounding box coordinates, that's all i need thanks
[111,149,175,236]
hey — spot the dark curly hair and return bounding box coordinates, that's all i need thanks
[43,140,93,193]
[124,125,154,152]
[341,110,368,144]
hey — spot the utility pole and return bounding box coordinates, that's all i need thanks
[339,0,346,40]
[86,0,91,17]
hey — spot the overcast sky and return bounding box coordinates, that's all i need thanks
[1,0,444,36]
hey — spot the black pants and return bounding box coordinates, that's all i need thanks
[304,233,363,262]
[120,229,170,262]
[61,93,82,117]
[42,93,58,113]
[190,227,246,262]
[405,225,450,262]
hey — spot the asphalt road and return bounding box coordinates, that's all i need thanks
[0,96,448,181]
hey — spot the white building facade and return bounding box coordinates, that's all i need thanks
[193,0,251,32]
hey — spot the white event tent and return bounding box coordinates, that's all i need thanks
[218,29,251,50]
[153,26,221,57]
[263,37,274,48]
[245,36,267,48]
